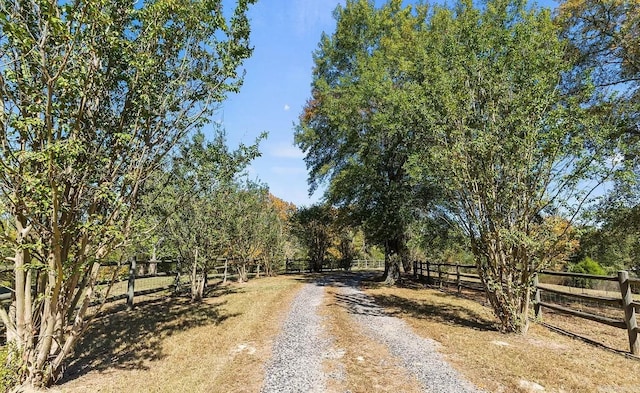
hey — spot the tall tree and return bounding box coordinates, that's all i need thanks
[558,0,639,92]
[558,0,640,235]
[295,0,433,284]
[409,0,616,333]
[0,0,255,386]
[260,194,294,276]
[291,204,336,272]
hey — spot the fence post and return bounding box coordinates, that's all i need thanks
[437,263,442,288]
[149,257,157,276]
[534,274,542,320]
[413,261,417,279]
[456,263,461,293]
[127,256,137,310]
[618,270,639,355]
[426,261,431,284]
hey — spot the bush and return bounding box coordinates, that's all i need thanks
[568,257,606,288]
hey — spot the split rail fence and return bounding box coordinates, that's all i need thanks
[284,258,385,273]
[413,261,640,356]
[0,256,268,312]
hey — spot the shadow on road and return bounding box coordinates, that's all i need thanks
[295,271,497,331]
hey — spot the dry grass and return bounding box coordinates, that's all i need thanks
[58,276,303,393]
[362,280,640,393]
[321,285,424,393]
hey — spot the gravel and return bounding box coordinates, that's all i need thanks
[261,282,330,393]
[336,275,483,393]
[261,273,482,393]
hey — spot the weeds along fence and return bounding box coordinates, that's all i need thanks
[284,258,385,273]
[413,261,640,356]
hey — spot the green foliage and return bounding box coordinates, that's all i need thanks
[558,0,639,94]
[291,204,336,272]
[336,230,356,270]
[224,181,285,281]
[298,0,618,331]
[295,0,436,268]
[408,216,474,265]
[568,257,606,288]
[0,0,256,386]
[559,0,640,236]
[141,129,263,292]
[576,203,640,273]
[404,0,617,332]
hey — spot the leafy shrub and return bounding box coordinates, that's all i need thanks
[568,257,606,288]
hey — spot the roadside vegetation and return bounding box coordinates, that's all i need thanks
[362,281,640,393]
[1,0,639,391]
[58,276,302,393]
[51,274,640,393]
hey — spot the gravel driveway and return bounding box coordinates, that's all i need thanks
[261,273,482,393]
[261,281,331,393]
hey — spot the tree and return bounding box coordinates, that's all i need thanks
[408,0,616,333]
[558,0,640,251]
[261,194,295,276]
[336,227,357,270]
[408,215,474,265]
[568,256,606,288]
[226,182,276,282]
[0,0,255,387]
[291,204,336,272]
[295,0,434,284]
[147,130,261,299]
[558,0,639,93]
[577,201,640,273]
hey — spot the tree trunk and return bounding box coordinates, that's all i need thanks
[383,253,402,285]
[191,247,202,302]
[6,256,104,388]
[476,243,532,333]
[237,261,248,283]
[381,237,407,285]
[223,259,228,284]
[402,258,412,275]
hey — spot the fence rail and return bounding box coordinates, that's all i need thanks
[284,258,385,273]
[413,260,640,356]
[0,256,272,311]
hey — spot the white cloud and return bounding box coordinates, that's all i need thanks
[284,104,291,111]
[269,143,305,159]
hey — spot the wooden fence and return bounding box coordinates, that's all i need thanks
[413,261,640,356]
[0,256,269,312]
[284,258,385,273]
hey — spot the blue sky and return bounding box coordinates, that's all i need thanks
[212,0,559,207]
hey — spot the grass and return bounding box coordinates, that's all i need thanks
[361,279,640,393]
[321,284,424,393]
[50,271,640,392]
[58,276,303,393]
